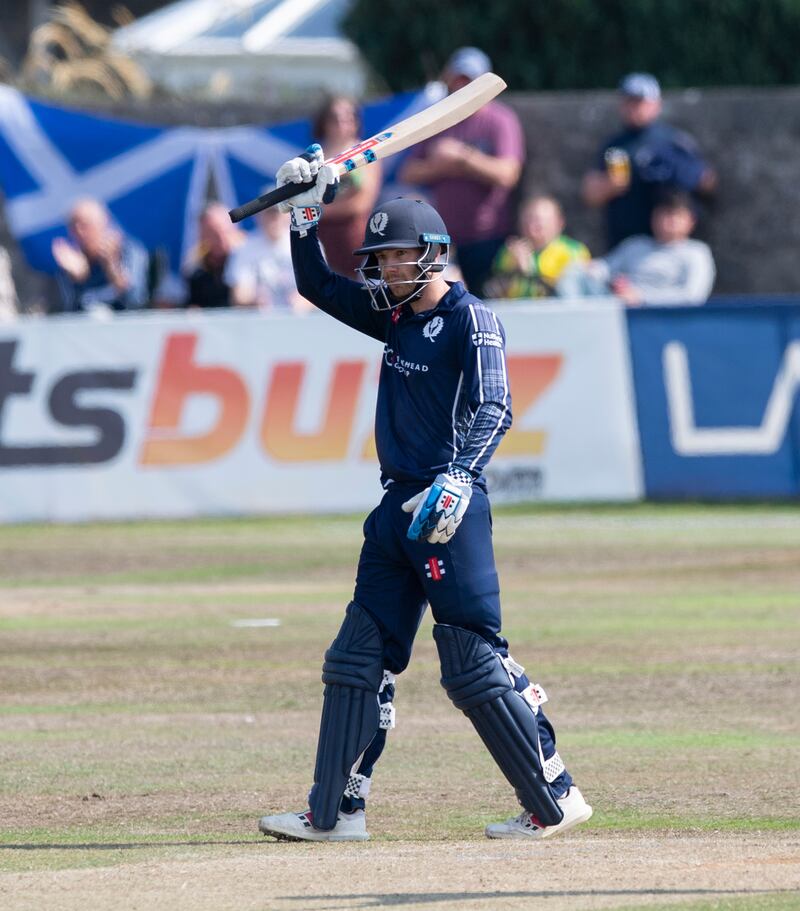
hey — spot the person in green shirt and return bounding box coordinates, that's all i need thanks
[486,195,589,299]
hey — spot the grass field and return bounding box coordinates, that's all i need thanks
[1,504,799,910]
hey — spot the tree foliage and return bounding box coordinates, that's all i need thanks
[342,0,800,92]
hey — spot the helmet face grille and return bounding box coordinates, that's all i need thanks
[357,243,449,311]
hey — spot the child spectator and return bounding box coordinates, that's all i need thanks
[485,195,589,299]
[558,190,715,306]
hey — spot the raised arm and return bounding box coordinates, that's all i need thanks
[291,228,386,340]
[272,145,388,341]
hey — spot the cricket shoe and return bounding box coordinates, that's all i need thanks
[258,808,369,842]
[485,786,593,840]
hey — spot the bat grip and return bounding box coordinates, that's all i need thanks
[228,178,316,223]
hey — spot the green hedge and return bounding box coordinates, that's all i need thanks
[342,0,800,91]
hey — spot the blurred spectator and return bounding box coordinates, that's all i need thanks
[485,195,589,299]
[558,190,715,306]
[313,95,382,278]
[182,203,245,309]
[581,73,717,250]
[398,47,524,297]
[52,198,149,314]
[0,245,19,322]
[225,206,308,312]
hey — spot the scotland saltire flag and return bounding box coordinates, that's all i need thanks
[0,85,437,279]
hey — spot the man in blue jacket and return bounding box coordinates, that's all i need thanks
[582,73,717,250]
[258,146,592,843]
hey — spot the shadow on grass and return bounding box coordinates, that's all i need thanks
[277,889,796,909]
[0,841,262,850]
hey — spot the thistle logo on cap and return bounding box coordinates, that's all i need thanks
[369,212,389,236]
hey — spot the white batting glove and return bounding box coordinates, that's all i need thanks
[275,144,339,233]
[402,469,473,545]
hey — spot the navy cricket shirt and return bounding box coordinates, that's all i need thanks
[291,227,512,490]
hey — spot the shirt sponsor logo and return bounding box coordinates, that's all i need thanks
[422,315,444,342]
[369,212,389,236]
[383,346,429,376]
[472,330,503,349]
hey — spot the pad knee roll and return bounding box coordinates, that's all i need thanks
[309,602,384,830]
[433,623,563,826]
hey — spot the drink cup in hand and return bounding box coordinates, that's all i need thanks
[604,147,631,188]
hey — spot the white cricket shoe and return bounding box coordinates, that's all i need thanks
[258,808,369,842]
[485,786,593,840]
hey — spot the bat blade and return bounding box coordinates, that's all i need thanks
[228,73,507,223]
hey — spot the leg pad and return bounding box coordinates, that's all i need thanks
[433,623,563,826]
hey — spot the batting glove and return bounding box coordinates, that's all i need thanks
[275,143,339,233]
[402,469,473,545]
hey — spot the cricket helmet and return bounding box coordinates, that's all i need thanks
[354,198,451,310]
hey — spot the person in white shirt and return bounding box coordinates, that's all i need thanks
[224,206,310,313]
[558,190,715,306]
[0,245,19,322]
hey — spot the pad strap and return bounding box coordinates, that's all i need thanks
[343,772,372,799]
[542,751,565,784]
[379,669,396,730]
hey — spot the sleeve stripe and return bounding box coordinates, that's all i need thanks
[468,304,485,405]
[469,309,510,471]
[450,370,464,458]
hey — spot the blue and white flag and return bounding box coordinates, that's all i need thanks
[0,85,437,280]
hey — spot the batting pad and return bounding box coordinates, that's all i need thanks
[433,623,564,827]
[309,602,384,830]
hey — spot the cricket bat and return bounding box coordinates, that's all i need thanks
[228,72,507,223]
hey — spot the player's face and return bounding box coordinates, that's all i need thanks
[376,247,425,294]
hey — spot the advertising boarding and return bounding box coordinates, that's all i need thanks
[0,303,641,522]
[627,304,800,498]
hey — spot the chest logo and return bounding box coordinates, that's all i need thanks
[369,212,389,236]
[423,315,444,342]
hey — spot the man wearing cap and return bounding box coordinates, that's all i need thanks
[255,145,592,844]
[398,47,525,297]
[582,72,717,250]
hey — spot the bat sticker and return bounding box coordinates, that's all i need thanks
[329,133,393,165]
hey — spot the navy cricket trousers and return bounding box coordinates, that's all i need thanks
[339,482,571,808]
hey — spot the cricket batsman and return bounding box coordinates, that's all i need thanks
[258,145,592,842]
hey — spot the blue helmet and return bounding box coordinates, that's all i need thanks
[354,198,451,310]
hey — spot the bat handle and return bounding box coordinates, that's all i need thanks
[228,178,316,223]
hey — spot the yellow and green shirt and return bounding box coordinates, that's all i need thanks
[490,235,590,299]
